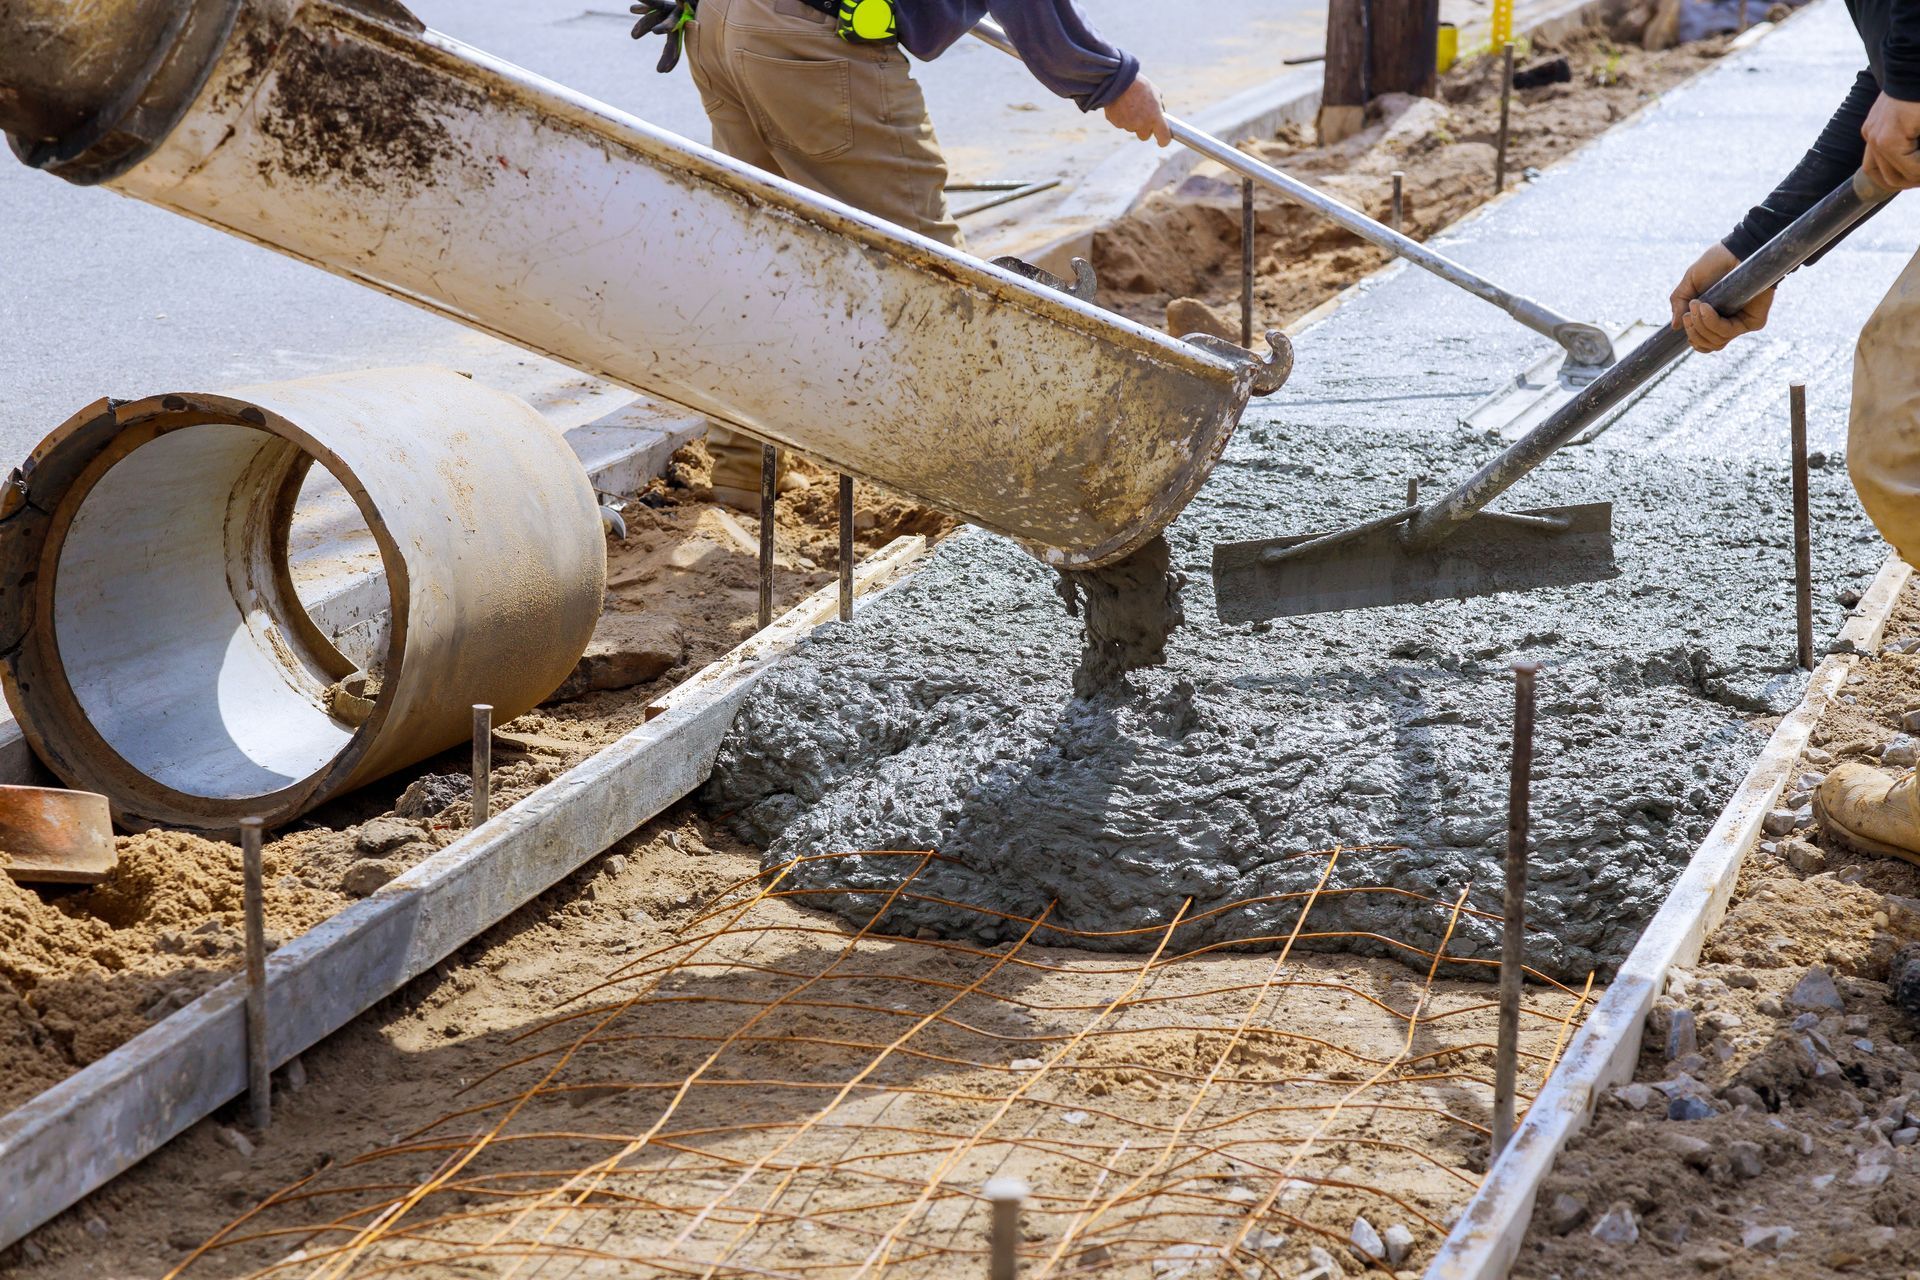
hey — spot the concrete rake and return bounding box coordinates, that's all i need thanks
[1214,171,1896,621]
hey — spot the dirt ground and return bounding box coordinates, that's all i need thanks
[1512,579,1920,1279]
[0,442,950,1117]
[1095,23,1737,340]
[3,828,1588,1280]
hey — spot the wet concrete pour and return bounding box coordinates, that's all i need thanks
[706,1,1920,982]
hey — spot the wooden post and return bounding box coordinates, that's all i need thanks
[1319,0,1369,144]
[1320,0,1442,144]
[1370,0,1440,99]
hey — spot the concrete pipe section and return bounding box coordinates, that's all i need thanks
[0,0,1289,569]
[0,367,605,831]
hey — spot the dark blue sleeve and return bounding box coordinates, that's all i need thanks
[1723,68,1878,261]
[985,0,1139,111]
[1880,3,1920,100]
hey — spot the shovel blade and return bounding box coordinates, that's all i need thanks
[1212,502,1620,622]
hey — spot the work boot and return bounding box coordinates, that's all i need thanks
[706,425,787,515]
[1814,761,1920,867]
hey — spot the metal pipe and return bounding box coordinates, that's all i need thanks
[1405,170,1895,552]
[1492,661,1540,1156]
[839,474,855,623]
[472,704,493,825]
[1241,178,1255,349]
[0,368,604,831]
[985,1176,1027,1280]
[1791,383,1814,671]
[759,445,777,630]
[969,20,1615,367]
[240,815,270,1132]
[950,178,1060,219]
[0,0,1279,571]
[1495,42,1515,194]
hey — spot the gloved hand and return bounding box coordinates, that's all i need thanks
[630,0,697,73]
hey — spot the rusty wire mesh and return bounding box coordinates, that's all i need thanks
[172,848,1591,1280]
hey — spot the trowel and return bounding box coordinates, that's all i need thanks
[1213,170,1895,622]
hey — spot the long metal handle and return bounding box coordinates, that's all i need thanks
[968,20,1615,367]
[1405,169,1894,551]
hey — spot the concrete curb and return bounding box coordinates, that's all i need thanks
[1423,552,1913,1279]
[1002,0,1632,275]
[0,534,930,1250]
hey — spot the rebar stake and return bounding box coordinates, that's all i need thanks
[241,816,271,1132]
[838,473,854,623]
[1493,660,1540,1157]
[1495,42,1516,193]
[472,704,493,826]
[1390,170,1405,235]
[1791,383,1814,672]
[984,1176,1027,1280]
[760,444,777,630]
[1240,177,1255,349]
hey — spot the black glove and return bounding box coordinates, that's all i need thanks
[630,0,697,74]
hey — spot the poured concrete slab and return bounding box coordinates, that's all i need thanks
[706,0,1920,982]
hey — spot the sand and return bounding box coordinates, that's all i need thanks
[0,832,340,1113]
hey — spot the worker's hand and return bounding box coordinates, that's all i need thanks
[630,0,696,74]
[1105,75,1172,147]
[1862,92,1920,191]
[1669,241,1773,354]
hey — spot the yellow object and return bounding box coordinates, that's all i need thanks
[838,0,895,42]
[1490,0,1514,49]
[1436,21,1458,74]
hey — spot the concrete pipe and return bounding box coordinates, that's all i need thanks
[0,367,605,831]
[0,0,1289,569]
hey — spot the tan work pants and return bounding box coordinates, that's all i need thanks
[1850,246,1920,565]
[684,0,963,248]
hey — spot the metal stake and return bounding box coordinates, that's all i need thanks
[471,704,492,826]
[1390,170,1405,236]
[1791,383,1814,671]
[759,444,777,630]
[1738,0,1749,30]
[1492,660,1539,1157]
[1495,42,1515,194]
[241,817,271,1132]
[985,1176,1027,1280]
[1240,177,1255,349]
[838,473,855,623]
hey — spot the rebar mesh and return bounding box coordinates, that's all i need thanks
[171,847,1590,1279]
